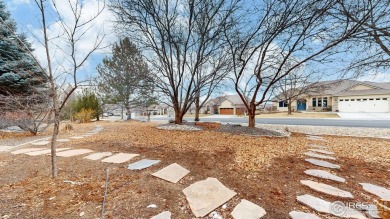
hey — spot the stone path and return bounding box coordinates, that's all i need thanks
[5,125,267,218]
[290,134,389,219]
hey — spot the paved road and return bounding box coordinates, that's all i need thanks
[150,117,390,128]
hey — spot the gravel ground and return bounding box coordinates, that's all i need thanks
[158,122,286,137]
[256,124,390,138]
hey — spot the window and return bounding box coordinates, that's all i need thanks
[369,98,374,100]
[351,99,355,101]
[376,98,380,100]
[340,99,344,102]
[345,99,349,101]
[363,99,367,101]
[318,97,322,107]
[312,98,317,107]
[323,97,328,107]
[279,101,288,107]
[384,98,388,100]
[357,99,361,101]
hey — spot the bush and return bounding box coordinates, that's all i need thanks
[74,109,95,123]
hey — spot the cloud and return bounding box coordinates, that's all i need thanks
[25,0,117,83]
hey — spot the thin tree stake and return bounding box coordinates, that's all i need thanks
[101,167,109,219]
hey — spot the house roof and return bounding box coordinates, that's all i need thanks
[273,79,390,100]
[207,95,246,106]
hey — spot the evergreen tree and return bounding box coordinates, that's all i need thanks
[0,1,46,95]
[97,38,155,120]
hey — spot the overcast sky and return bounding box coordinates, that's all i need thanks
[6,0,390,89]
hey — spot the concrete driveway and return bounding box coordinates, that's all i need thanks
[337,112,390,120]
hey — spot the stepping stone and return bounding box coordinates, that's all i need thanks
[289,211,322,219]
[231,199,266,219]
[11,148,47,155]
[127,159,160,170]
[360,183,390,200]
[84,152,113,160]
[57,139,70,142]
[304,152,336,160]
[101,153,139,164]
[297,194,367,219]
[0,146,15,152]
[56,149,93,157]
[182,177,236,217]
[361,204,381,219]
[152,163,190,183]
[308,149,335,155]
[304,169,345,183]
[70,136,84,139]
[151,211,171,219]
[300,180,354,198]
[31,140,50,146]
[305,158,340,169]
[25,148,70,156]
[308,144,329,149]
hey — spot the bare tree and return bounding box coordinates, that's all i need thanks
[110,0,238,124]
[0,87,52,135]
[34,0,106,177]
[224,0,367,127]
[334,0,389,72]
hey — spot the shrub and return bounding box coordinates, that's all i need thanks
[74,109,95,123]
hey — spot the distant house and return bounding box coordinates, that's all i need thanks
[272,80,390,112]
[205,95,247,115]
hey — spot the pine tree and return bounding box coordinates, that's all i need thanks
[0,1,46,95]
[97,38,156,120]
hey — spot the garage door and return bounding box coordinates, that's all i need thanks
[338,98,389,112]
[220,108,234,115]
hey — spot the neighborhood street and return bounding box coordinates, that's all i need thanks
[150,116,390,128]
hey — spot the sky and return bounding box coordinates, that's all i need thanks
[6,0,390,96]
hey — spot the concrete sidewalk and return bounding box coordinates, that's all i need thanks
[337,112,390,120]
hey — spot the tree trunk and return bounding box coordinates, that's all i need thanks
[125,103,131,120]
[287,100,292,115]
[248,104,256,128]
[50,110,60,178]
[194,96,200,122]
[174,109,183,124]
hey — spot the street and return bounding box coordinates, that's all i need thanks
[149,116,390,129]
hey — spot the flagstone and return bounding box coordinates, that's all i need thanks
[152,163,190,183]
[57,139,70,142]
[56,149,93,157]
[305,158,340,169]
[289,211,322,219]
[11,148,47,155]
[304,169,345,183]
[70,136,84,139]
[0,146,15,152]
[297,194,367,219]
[31,140,50,146]
[300,180,353,198]
[304,152,336,160]
[308,144,329,149]
[101,153,139,164]
[231,199,266,219]
[84,152,113,160]
[127,159,160,170]
[308,149,335,155]
[360,183,390,200]
[25,148,70,156]
[150,211,171,219]
[182,177,236,217]
[307,137,328,142]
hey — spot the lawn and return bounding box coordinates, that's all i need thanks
[0,121,388,218]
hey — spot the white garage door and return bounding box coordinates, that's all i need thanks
[338,98,389,112]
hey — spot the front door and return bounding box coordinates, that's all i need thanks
[297,99,307,111]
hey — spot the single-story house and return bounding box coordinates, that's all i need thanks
[204,95,247,115]
[272,80,390,113]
